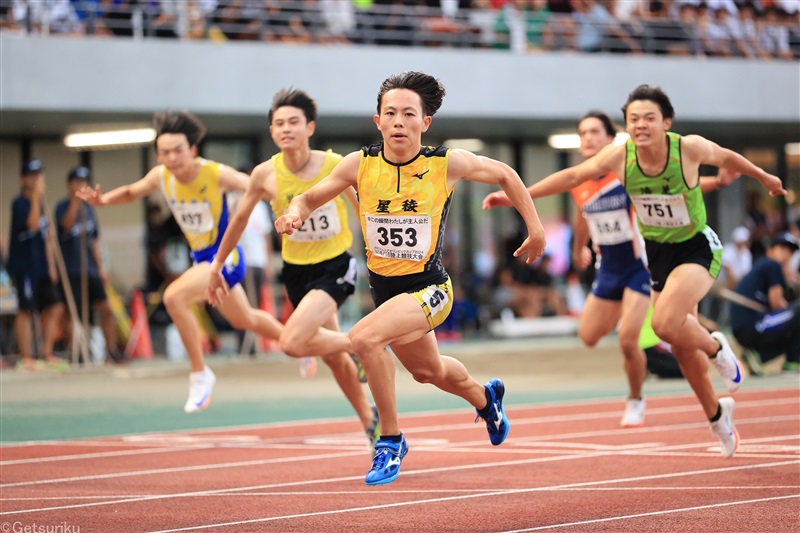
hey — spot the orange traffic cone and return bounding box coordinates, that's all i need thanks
[126,289,154,359]
[279,289,294,325]
[259,283,281,352]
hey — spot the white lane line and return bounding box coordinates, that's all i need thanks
[2,415,796,488]
[4,485,799,502]
[140,461,800,533]
[0,450,366,489]
[500,494,800,532]
[2,391,795,449]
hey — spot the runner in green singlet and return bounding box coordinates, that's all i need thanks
[490,84,786,459]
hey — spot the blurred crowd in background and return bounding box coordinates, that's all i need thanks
[1,0,798,60]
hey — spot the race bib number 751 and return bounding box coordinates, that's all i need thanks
[630,194,691,228]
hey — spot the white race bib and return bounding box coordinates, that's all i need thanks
[171,201,215,234]
[288,201,341,242]
[585,209,634,246]
[365,214,432,262]
[630,194,691,228]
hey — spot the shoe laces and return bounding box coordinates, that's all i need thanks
[370,442,398,470]
[475,402,502,434]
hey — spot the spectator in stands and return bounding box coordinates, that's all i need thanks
[758,6,793,59]
[319,0,357,43]
[462,0,500,48]
[569,0,642,53]
[696,3,734,56]
[213,0,261,41]
[731,232,800,374]
[7,160,65,370]
[55,166,123,363]
[738,2,771,58]
[12,0,82,34]
[494,0,552,52]
[745,191,769,259]
[711,5,753,57]
[722,226,753,290]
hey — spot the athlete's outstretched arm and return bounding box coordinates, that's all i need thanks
[482,144,624,210]
[450,149,546,263]
[218,165,251,194]
[684,135,786,197]
[76,167,161,207]
[275,151,359,235]
[208,164,272,306]
[699,168,741,194]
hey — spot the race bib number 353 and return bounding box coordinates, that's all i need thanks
[631,194,691,228]
[365,214,432,262]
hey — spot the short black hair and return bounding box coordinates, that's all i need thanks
[622,85,675,121]
[268,88,317,124]
[578,111,617,137]
[377,71,446,117]
[153,110,207,147]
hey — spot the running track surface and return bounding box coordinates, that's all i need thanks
[1,388,798,532]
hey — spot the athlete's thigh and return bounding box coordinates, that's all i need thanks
[354,292,431,348]
[285,289,340,337]
[390,330,441,375]
[579,294,622,342]
[216,284,254,323]
[618,288,651,341]
[655,263,713,318]
[164,262,211,303]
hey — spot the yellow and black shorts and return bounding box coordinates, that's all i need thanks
[368,269,453,331]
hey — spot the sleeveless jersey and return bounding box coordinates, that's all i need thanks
[160,158,229,253]
[571,171,645,271]
[357,143,453,277]
[270,150,352,265]
[624,132,706,244]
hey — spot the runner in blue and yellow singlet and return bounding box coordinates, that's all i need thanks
[207,89,379,449]
[78,111,284,414]
[485,85,785,459]
[274,72,547,486]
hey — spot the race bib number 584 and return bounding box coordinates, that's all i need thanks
[365,214,432,261]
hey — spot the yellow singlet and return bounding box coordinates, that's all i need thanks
[270,150,353,265]
[160,158,229,253]
[357,143,453,277]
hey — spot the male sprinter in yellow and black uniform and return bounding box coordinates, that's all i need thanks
[207,89,379,449]
[79,111,284,414]
[275,72,546,485]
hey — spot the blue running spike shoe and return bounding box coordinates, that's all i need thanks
[365,435,408,486]
[475,378,509,446]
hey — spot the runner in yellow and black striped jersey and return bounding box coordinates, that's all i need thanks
[275,72,547,485]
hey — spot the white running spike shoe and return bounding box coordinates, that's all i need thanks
[710,331,744,393]
[184,366,216,414]
[620,398,646,428]
[709,397,739,458]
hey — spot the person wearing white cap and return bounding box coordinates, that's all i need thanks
[722,226,753,290]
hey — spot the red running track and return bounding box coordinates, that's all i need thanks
[1,388,798,532]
